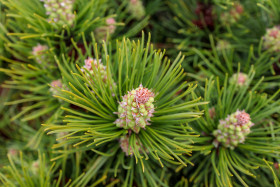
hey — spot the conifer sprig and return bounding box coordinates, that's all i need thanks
[188,35,280,91]
[0,151,68,187]
[185,72,280,187]
[0,56,64,122]
[43,33,207,185]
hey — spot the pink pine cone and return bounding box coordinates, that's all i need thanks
[42,0,75,25]
[82,57,116,91]
[115,85,155,133]
[32,44,48,64]
[128,0,145,20]
[208,107,216,119]
[263,26,280,52]
[119,135,147,156]
[229,72,248,87]
[213,110,254,149]
[50,79,63,96]
[220,3,244,25]
[94,17,116,41]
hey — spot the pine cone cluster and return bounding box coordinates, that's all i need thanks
[213,110,254,149]
[115,85,155,133]
[41,0,75,25]
[263,26,280,52]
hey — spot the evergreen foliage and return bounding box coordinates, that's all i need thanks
[0,0,280,186]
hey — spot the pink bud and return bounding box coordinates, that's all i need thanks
[106,18,116,25]
[130,0,138,4]
[235,4,243,14]
[237,73,247,85]
[135,85,155,104]
[230,73,248,87]
[236,110,250,125]
[51,79,63,88]
[269,29,279,38]
[274,162,279,170]
[8,148,18,156]
[208,107,216,119]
